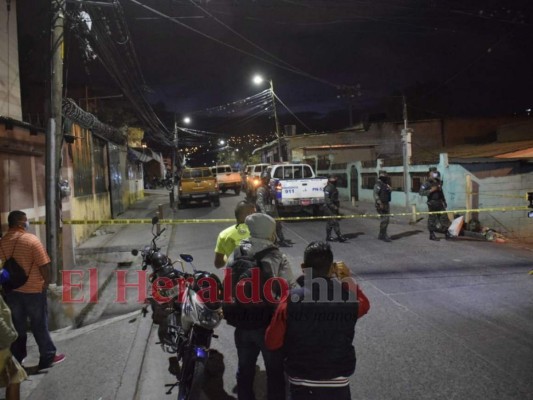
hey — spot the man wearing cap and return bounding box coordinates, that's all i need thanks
[373,170,392,242]
[226,213,296,400]
[419,167,451,241]
[323,175,347,242]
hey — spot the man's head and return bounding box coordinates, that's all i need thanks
[302,241,334,277]
[328,175,338,186]
[428,167,441,180]
[235,200,256,224]
[245,213,276,242]
[260,170,271,186]
[8,210,27,228]
[378,170,389,183]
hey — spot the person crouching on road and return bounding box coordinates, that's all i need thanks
[419,167,451,241]
[213,200,256,269]
[225,213,296,400]
[323,175,347,242]
[265,241,370,400]
[373,170,392,242]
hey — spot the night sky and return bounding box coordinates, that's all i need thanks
[16,0,533,143]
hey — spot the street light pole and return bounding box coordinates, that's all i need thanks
[401,95,412,208]
[269,79,284,162]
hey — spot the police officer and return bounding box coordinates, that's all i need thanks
[256,171,293,247]
[419,167,451,241]
[373,170,392,242]
[324,175,347,242]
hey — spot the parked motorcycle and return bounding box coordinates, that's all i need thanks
[132,217,223,400]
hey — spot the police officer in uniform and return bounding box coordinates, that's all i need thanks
[324,175,347,242]
[373,170,392,242]
[256,171,293,247]
[419,167,451,241]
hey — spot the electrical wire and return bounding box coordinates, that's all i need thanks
[128,0,341,88]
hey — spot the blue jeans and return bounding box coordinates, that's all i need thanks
[235,327,285,400]
[5,291,57,367]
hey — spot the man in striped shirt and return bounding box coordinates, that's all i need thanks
[0,211,65,370]
[265,241,370,399]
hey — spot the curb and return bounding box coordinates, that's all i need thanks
[115,312,153,400]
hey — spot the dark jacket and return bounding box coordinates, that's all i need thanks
[419,178,446,203]
[324,183,340,213]
[285,279,359,380]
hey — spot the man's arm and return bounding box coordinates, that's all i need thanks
[40,263,51,290]
[265,299,288,350]
[214,252,226,269]
[343,278,370,318]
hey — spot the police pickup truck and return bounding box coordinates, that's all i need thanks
[266,163,328,215]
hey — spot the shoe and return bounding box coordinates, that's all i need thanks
[429,232,440,241]
[285,239,294,244]
[326,236,336,242]
[278,241,292,247]
[337,236,347,243]
[380,235,392,243]
[39,353,66,370]
[445,231,453,240]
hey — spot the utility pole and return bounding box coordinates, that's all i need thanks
[269,80,283,162]
[401,95,412,209]
[171,117,178,209]
[46,0,65,285]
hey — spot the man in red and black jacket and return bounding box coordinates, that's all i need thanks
[265,241,370,400]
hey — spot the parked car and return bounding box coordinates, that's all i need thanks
[210,165,242,195]
[266,163,327,215]
[178,167,220,208]
[242,163,270,199]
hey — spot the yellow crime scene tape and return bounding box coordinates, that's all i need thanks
[27,205,531,225]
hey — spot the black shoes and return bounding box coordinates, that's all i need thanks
[429,231,440,241]
[445,231,453,240]
[379,235,392,243]
[326,236,336,242]
[337,235,347,242]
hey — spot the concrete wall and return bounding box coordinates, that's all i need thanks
[342,155,533,242]
[0,1,22,120]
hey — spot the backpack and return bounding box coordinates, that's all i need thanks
[0,235,30,293]
[223,246,279,329]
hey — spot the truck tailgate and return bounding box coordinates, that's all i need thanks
[276,179,327,205]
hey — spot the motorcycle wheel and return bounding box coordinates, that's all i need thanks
[177,358,205,400]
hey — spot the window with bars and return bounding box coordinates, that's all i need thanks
[362,173,376,189]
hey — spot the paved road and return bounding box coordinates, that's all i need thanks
[135,192,533,400]
[4,191,531,400]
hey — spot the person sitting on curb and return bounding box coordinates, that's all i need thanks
[265,241,370,400]
[214,200,256,269]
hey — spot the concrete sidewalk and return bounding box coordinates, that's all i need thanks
[1,191,172,400]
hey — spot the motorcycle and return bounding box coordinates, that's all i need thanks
[132,216,223,400]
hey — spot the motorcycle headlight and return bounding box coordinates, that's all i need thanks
[196,304,222,329]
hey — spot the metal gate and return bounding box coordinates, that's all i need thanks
[108,144,124,217]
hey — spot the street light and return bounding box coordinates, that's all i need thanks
[253,74,283,162]
[183,116,191,125]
